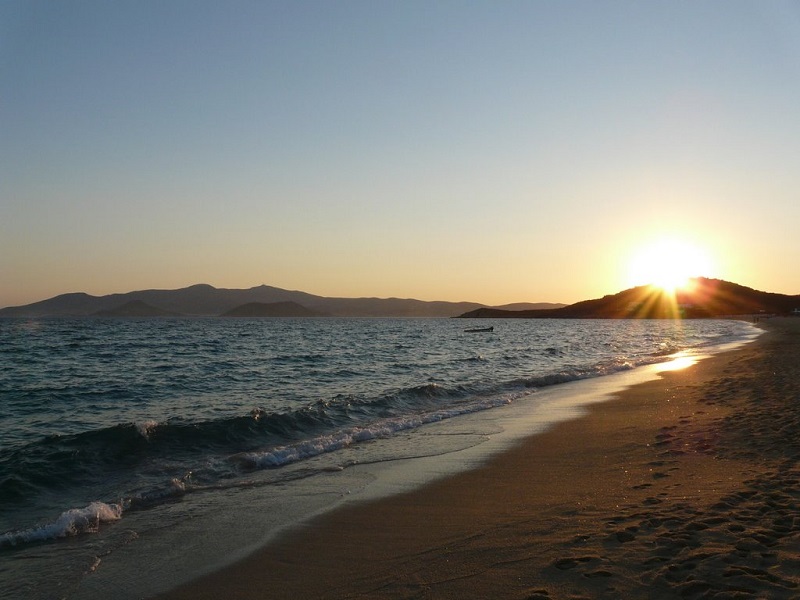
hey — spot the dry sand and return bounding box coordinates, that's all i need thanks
[158,318,800,599]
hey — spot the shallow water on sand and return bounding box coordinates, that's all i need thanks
[0,317,758,598]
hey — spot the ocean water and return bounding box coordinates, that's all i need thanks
[0,317,759,599]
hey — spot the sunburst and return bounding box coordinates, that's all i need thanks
[628,238,715,295]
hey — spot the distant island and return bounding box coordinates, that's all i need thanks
[0,283,564,318]
[456,278,800,319]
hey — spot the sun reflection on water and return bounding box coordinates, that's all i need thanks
[656,352,698,372]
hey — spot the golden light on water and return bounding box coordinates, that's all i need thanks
[657,353,698,372]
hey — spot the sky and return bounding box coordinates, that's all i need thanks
[2,1,800,308]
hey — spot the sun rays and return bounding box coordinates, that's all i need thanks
[627,238,715,295]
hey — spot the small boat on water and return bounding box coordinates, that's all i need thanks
[464,326,494,333]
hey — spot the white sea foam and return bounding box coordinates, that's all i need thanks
[135,420,159,439]
[238,394,519,469]
[0,501,123,548]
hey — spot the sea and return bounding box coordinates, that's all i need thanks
[0,317,760,599]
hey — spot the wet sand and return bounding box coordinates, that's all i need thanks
[158,318,800,599]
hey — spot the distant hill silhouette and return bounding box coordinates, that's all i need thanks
[5,278,792,320]
[0,284,514,318]
[457,278,800,319]
[492,302,566,311]
[94,300,181,317]
[221,301,328,317]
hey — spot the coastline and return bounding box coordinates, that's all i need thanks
[156,318,800,599]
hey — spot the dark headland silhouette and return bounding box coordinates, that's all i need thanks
[457,278,800,319]
[0,284,562,318]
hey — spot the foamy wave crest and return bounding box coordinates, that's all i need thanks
[0,501,123,548]
[518,354,671,389]
[236,394,517,470]
[135,419,160,439]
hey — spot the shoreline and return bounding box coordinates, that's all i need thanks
[156,318,800,599]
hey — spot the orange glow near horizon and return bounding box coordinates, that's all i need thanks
[627,238,716,295]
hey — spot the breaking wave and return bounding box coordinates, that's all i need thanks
[0,502,122,548]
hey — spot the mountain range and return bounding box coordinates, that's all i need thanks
[2,278,797,319]
[0,284,563,318]
[457,278,800,319]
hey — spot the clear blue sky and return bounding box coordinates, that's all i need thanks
[2,1,799,308]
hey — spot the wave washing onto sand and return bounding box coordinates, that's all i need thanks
[0,360,721,550]
[0,348,719,546]
[0,317,759,558]
[0,390,525,549]
[0,502,123,548]
[235,392,520,469]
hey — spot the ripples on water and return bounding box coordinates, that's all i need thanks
[0,317,755,557]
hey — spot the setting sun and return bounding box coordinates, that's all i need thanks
[627,238,716,294]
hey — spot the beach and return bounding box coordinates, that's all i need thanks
[154,318,800,599]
